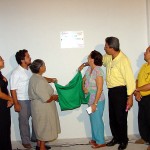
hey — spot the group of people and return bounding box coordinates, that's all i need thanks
[0,36,150,150]
[78,37,150,150]
[0,50,60,150]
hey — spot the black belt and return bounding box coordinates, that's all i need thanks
[108,85,126,89]
[142,94,150,98]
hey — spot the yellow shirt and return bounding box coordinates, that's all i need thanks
[103,51,135,95]
[137,63,150,96]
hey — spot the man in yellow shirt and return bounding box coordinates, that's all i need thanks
[134,46,150,150]
[103,37,135,150]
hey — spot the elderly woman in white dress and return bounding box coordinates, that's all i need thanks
[28,59,61,150]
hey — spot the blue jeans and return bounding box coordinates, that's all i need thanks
[89,100,105,144]
[18,100,36,144]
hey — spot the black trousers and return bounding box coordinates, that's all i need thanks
[138,95,150,143]
[108,86,128,144]
[0,106,12,150]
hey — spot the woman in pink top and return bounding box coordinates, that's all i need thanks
[79,50,105,149]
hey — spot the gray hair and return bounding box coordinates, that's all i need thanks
[30,59,44,73]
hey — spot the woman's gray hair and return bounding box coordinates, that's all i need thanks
[30,59,44,73]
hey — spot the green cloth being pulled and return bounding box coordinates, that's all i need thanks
[54,71,89,111]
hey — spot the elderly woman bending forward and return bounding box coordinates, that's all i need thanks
[28,59,61,150]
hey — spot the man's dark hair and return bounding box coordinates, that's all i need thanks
[30,59,44,73]
[15,49,28,65]
[90,50,103,66]
[105,37,120,51]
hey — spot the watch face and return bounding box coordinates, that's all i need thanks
[94,103,97,105]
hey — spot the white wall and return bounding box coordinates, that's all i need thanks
[147,0,150,44]
[0,0,148,140]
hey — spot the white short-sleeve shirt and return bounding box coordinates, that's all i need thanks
[10,65,32,100]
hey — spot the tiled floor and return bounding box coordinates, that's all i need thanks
[12,138,148,150]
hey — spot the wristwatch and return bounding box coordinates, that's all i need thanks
[93,103,97,106]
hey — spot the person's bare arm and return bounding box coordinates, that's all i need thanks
[46,95,58,103]
[136,83,150,92]
[44,77,57,83]
[82,76,88,94]
[10,90,21,112]
[91,76,103,112]
[134,79,142,101]
[127,94,133,110]
[0,88,13,108]
[78,62,89,72]
[0,88,13,102]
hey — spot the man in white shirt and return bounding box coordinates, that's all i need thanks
[10,50,36,149]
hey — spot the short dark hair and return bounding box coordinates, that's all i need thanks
[30,59,44,73]
[15,49,28,65]
[90,50,103,66]
[105,37,120,51]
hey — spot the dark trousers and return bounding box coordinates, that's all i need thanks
[138,95,150,143]
[108,86,128,144]
[0,107,12,150]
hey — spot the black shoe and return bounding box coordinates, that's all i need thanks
[106,138,118,146]
[31,138,37,142]
[118,142,128,150]
[45,145,51,149]
[36,146,40,150]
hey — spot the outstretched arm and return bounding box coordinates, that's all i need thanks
[11,90,21,112]
[44,77,57,83]
[78,62,89,71]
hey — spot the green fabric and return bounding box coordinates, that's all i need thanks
[54,72,90,111]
